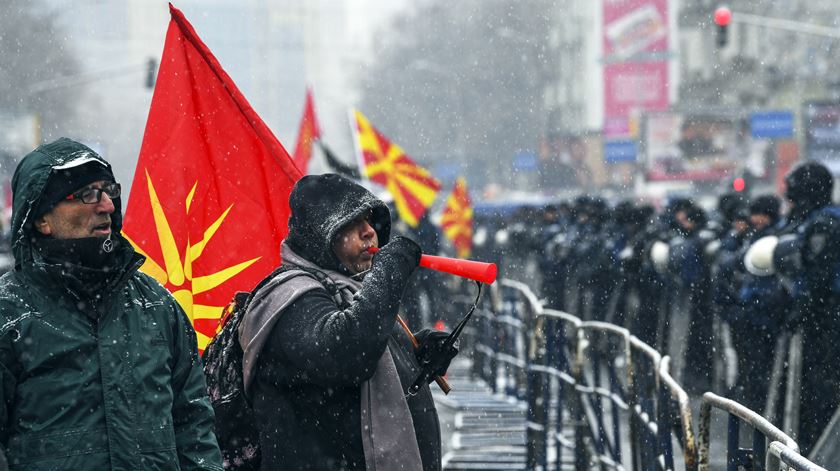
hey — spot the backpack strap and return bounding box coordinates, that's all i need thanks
[276,263,351,310]
[219,265,298,329]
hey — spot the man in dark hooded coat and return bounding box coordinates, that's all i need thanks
[239,174,455,470]
[0,138,223,470]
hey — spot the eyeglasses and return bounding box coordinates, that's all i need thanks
[64,182,121,204]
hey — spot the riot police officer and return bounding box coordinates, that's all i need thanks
[669,204,716,392]
[729,196,788,412]
[745,162,840,452]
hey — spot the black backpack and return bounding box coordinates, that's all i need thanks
[201,264,346,470]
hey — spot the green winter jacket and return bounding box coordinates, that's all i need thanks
[0,138,223,470]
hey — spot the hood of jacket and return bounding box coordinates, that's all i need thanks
[285,173,390,272]
[11,138,123,268]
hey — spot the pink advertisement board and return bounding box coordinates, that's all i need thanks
[604,61,669,121]
[603,0,670,123]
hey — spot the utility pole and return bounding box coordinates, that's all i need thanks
[715,7,840,40]
[26,58,158,95]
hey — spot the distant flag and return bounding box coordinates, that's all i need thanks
[292,88,321,173]
[292,89,360,178]
[317,140,361,180]
[123,4,302,351]
[352,109,441,227]
[440,177,473,259]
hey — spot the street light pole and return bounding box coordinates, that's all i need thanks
[26,59,156,95]
[723,10,840,40]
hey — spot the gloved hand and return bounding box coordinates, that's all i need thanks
[376,236,422,268]
[414,329,458,378]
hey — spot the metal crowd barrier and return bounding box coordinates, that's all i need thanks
[698,392,827,471]
[520,289,697,470]
[767,442,827,471]
[441,277,828,471]
[447,279,697,470]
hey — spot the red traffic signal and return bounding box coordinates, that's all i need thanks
[714,7,731,48]
[714,6,732,26]
[733,177,745,192]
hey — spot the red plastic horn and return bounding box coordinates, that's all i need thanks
[368,247,497,284]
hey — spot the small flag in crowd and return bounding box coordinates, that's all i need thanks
[440,177,473,259]
[352,109,441,227]
[292,88,321,173]
[123,4,302,351]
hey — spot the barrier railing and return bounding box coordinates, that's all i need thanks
[451,277,826,471]
[698,392,829,471]
[493,279,697,470]
[766,442,827,471]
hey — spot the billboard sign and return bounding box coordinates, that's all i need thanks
[645,112,738,181]
[603,0,670,125]
[605,2,668,58]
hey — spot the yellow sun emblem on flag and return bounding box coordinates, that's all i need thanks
[124,169,260,349]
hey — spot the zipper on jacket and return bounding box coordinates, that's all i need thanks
[90,315,100,340]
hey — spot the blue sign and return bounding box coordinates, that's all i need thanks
[432,162,461,180]
[604,139,637,163]
[512,152,538,172]
[804,102,840,163]
[751,110,794,139]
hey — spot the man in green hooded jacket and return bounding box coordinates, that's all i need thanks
[0,138,223,470]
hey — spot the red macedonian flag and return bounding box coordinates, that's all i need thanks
[123,4,302,351]
[440,177,474,259]
[353,109,441,227]
[291,88,320,173]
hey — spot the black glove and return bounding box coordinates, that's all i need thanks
[376,236,422,268]
[414,329,458,379]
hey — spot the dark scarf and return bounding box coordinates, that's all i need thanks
[34,236,131,311]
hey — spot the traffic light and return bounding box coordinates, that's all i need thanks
[732,177,745,192]
[714,6,731,48]
[146,58,158,89]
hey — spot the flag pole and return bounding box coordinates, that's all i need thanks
[348,108,368,184]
